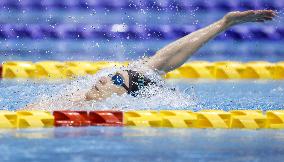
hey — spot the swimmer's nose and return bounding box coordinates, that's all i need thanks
[99,76,108,85]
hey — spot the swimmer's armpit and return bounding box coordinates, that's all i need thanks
[145,10,276,73]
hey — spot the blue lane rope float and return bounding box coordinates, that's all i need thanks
[0,24,282,40]
[1,110,284,129]
[0,0,283,11]
[1,61,284,79]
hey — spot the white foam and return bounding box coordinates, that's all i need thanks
[30,62,197,111]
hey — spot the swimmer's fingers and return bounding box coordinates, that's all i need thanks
[244,10,275,20]
[257,15,276,22]
[251,17,274,22]
[256,10,276,17]
[263,16,274,21]
[224,10,277,25]
[254,10,276,21]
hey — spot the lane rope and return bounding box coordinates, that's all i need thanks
[1,110,284,129]
[1,61,283,79]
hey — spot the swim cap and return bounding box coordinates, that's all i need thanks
[127,70,155,96]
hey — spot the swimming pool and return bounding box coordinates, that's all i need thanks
[0,79,284,162]
[0,0,284,161]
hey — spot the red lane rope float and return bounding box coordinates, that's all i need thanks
[53,111,91,127]
[89,111,123,126]
[53,110,123,127]
[0,63,2,79]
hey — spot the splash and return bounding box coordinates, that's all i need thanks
[29,62,197,111]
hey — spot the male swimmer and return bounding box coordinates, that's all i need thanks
[25,10,276,109]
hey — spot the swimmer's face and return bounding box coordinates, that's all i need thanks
[85,71,129,101]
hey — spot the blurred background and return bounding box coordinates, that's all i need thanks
[0,0,283,63]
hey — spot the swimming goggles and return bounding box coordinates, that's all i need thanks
[109,70,155,97]
[108,73,129,91]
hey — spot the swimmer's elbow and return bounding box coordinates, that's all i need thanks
[146,52,183,73]
[144,57,167,72]
[146,61,174,73]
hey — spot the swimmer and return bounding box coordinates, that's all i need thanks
[25,10,276,109]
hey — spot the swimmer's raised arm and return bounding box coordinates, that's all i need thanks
[145,10,276,73]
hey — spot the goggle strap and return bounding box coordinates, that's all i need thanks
[121,83,130,93]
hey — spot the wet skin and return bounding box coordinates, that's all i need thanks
[85,70,130,101]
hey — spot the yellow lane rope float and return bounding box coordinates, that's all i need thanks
[1,110,284,129]
[1,61,284,79]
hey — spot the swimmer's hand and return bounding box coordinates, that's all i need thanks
[224,10,276,26]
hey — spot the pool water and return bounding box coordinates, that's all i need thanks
[1,126,284,162]
[0,79,284,162]
[1,79,283,111]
